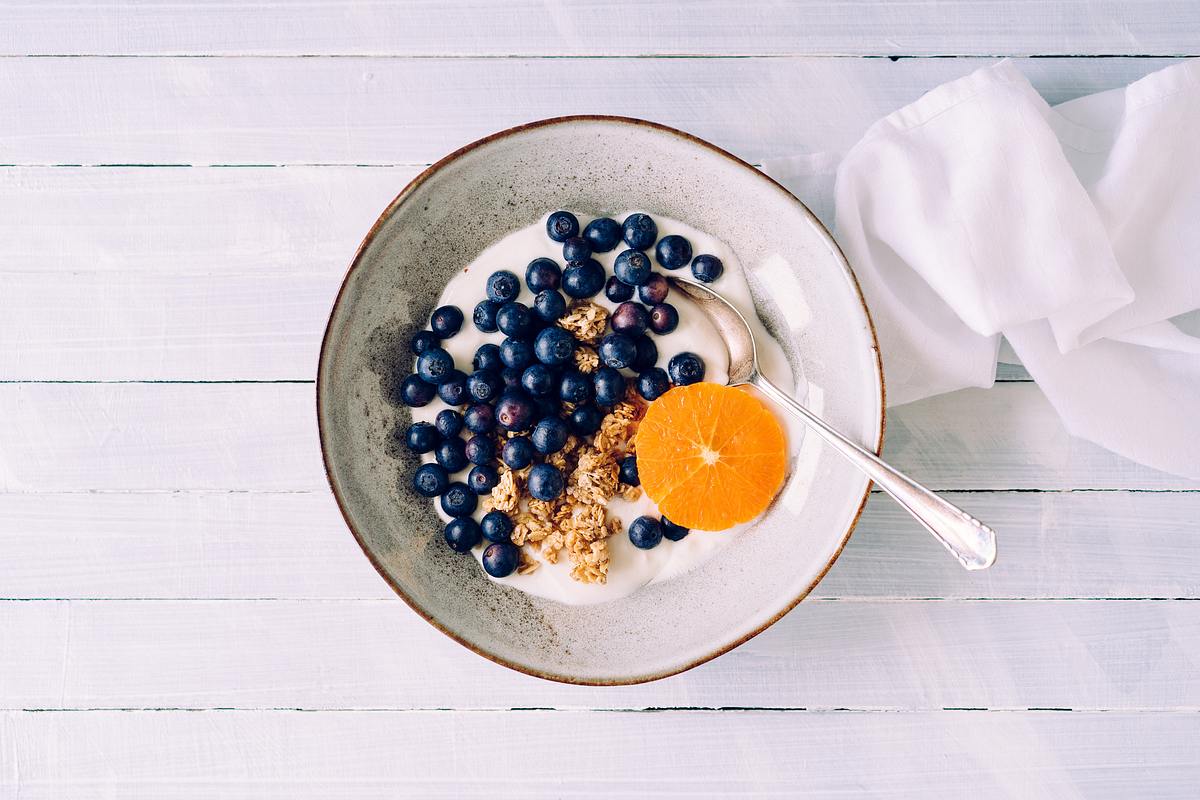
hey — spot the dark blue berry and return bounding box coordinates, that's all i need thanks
[430,305,463,337]
[593,366,626,406]
[605,275,634,303]
[500,367,523,391]
[569,405,604,435]
[546,210,579,243]
[628,516,663,549]
[533,289,567,322]
[439,482,477,517]
[631,335,658,372]
[690,254,724,283]
[434,409,464,438]
[472,300,500,332]
[661,517,690,541]
[467,464,500,495]
[499,337,534,370]
[622,213,658,250]
[406,422,438,454]
[496,302,534,339]
[649,303,679,335]
[638,273,669,304]
[610,301,649,336]
[531,416,569,455]
[464,434,495,465]
[410,330,439,355]
[561,236,591,262]
[486,270,521,304]
[416,347,455,385]
[668,352,705,385]
[599,333,636,369]
[562,259,605,298]
[535,396,561,420]
[534,326,576,366]
[436,370,468,405]
[583,217,622,253]
[443,517,481,553]
[619,455,639,486]
[412,462,449,497]
[482,542,520,577]
[559,370,594,404]
[614,249,652,286]
[435,437,468,473]
[391,373,436,407]
[495,392,535,432]
[521,363,556,397]
[501,436,535,469]
[464,403,495,434]
[637,368,670,401]
[480,510,514,543]
[525,258,562,292]
[467,370,502,404]
[473,343,502,372]
[527,463,565,501]
[655,234,692,269]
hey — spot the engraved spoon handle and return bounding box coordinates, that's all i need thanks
[750,373,997,570]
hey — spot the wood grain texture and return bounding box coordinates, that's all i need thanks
[0,56,1180,165]
[1,1,1197,56]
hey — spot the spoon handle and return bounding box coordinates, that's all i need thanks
[750,374,997,571]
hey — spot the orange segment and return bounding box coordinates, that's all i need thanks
[636,383,788,531]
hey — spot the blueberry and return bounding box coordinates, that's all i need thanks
[430,305,463,338]
[610,302,649,336]
[501,436,535,469]
[631,335,658,372]
[521,363,556,397]
[410,330,439,355]
[531,416,569,455]
[534,326,576,366]
[472,300,500,332]
[561,236,591,263]
[473,343,502,372]
[464,403,495,434]
[622,213,658,250]
[439,482,477,517]
[522,256,561,292]
[628,516,663,549]
[569,405,604,435]
[619,455,639,486]
[639,273,669,304]
[583,217,623,253]
[500,366,523,389]
[690,254,724,283]
[443,517,481,553]
[649,303,679,335]
[406,421,439,454]
[467,464,500,495]
[637,368,670,401]
[562,259,605,298]
[464,434,495,465]
[559,369,594,404]
[661,516,690,541]
[655,235,692,269]
[495,392,535,432]
[388,373,436,407]
[486,270,521,304]
[593,366,626,406]
[467,370,502,404]
[482,542,520,577]
[527,463,565,501]
[496,302,534,339]
[434,409,464,438]
[533,289,567,322]
[412,462,449,497]
[435,437,468,473]
[499,337,534,370]
[436,370,468,405]
[480,510,514,543]
[546,210,579,243]
[416,347,455,385]
[599,333,636,370]
[535,396,561,420]
[605,275,634,303]
[613,249,652,286]
[668,352,705,385]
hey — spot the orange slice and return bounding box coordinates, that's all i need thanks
[636,383,787,531]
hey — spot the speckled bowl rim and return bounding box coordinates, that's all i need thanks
[317,115,886,685]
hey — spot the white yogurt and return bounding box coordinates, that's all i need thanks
[412,212,803,605]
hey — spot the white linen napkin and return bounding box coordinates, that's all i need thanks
[763,58,1200,480]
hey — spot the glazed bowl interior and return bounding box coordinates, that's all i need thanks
[317,117,882,684]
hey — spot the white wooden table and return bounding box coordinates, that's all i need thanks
[1,3,1198,797]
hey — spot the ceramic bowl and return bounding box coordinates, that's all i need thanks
[317,116,883,684]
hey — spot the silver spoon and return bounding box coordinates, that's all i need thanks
[668,277,997,570]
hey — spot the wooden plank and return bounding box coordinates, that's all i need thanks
[0,57,1180,165]
[3,599,1198,710]
[1,1,1196,57]
[1,490,1196,600]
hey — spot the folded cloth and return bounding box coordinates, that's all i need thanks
[763,58,1200,480]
